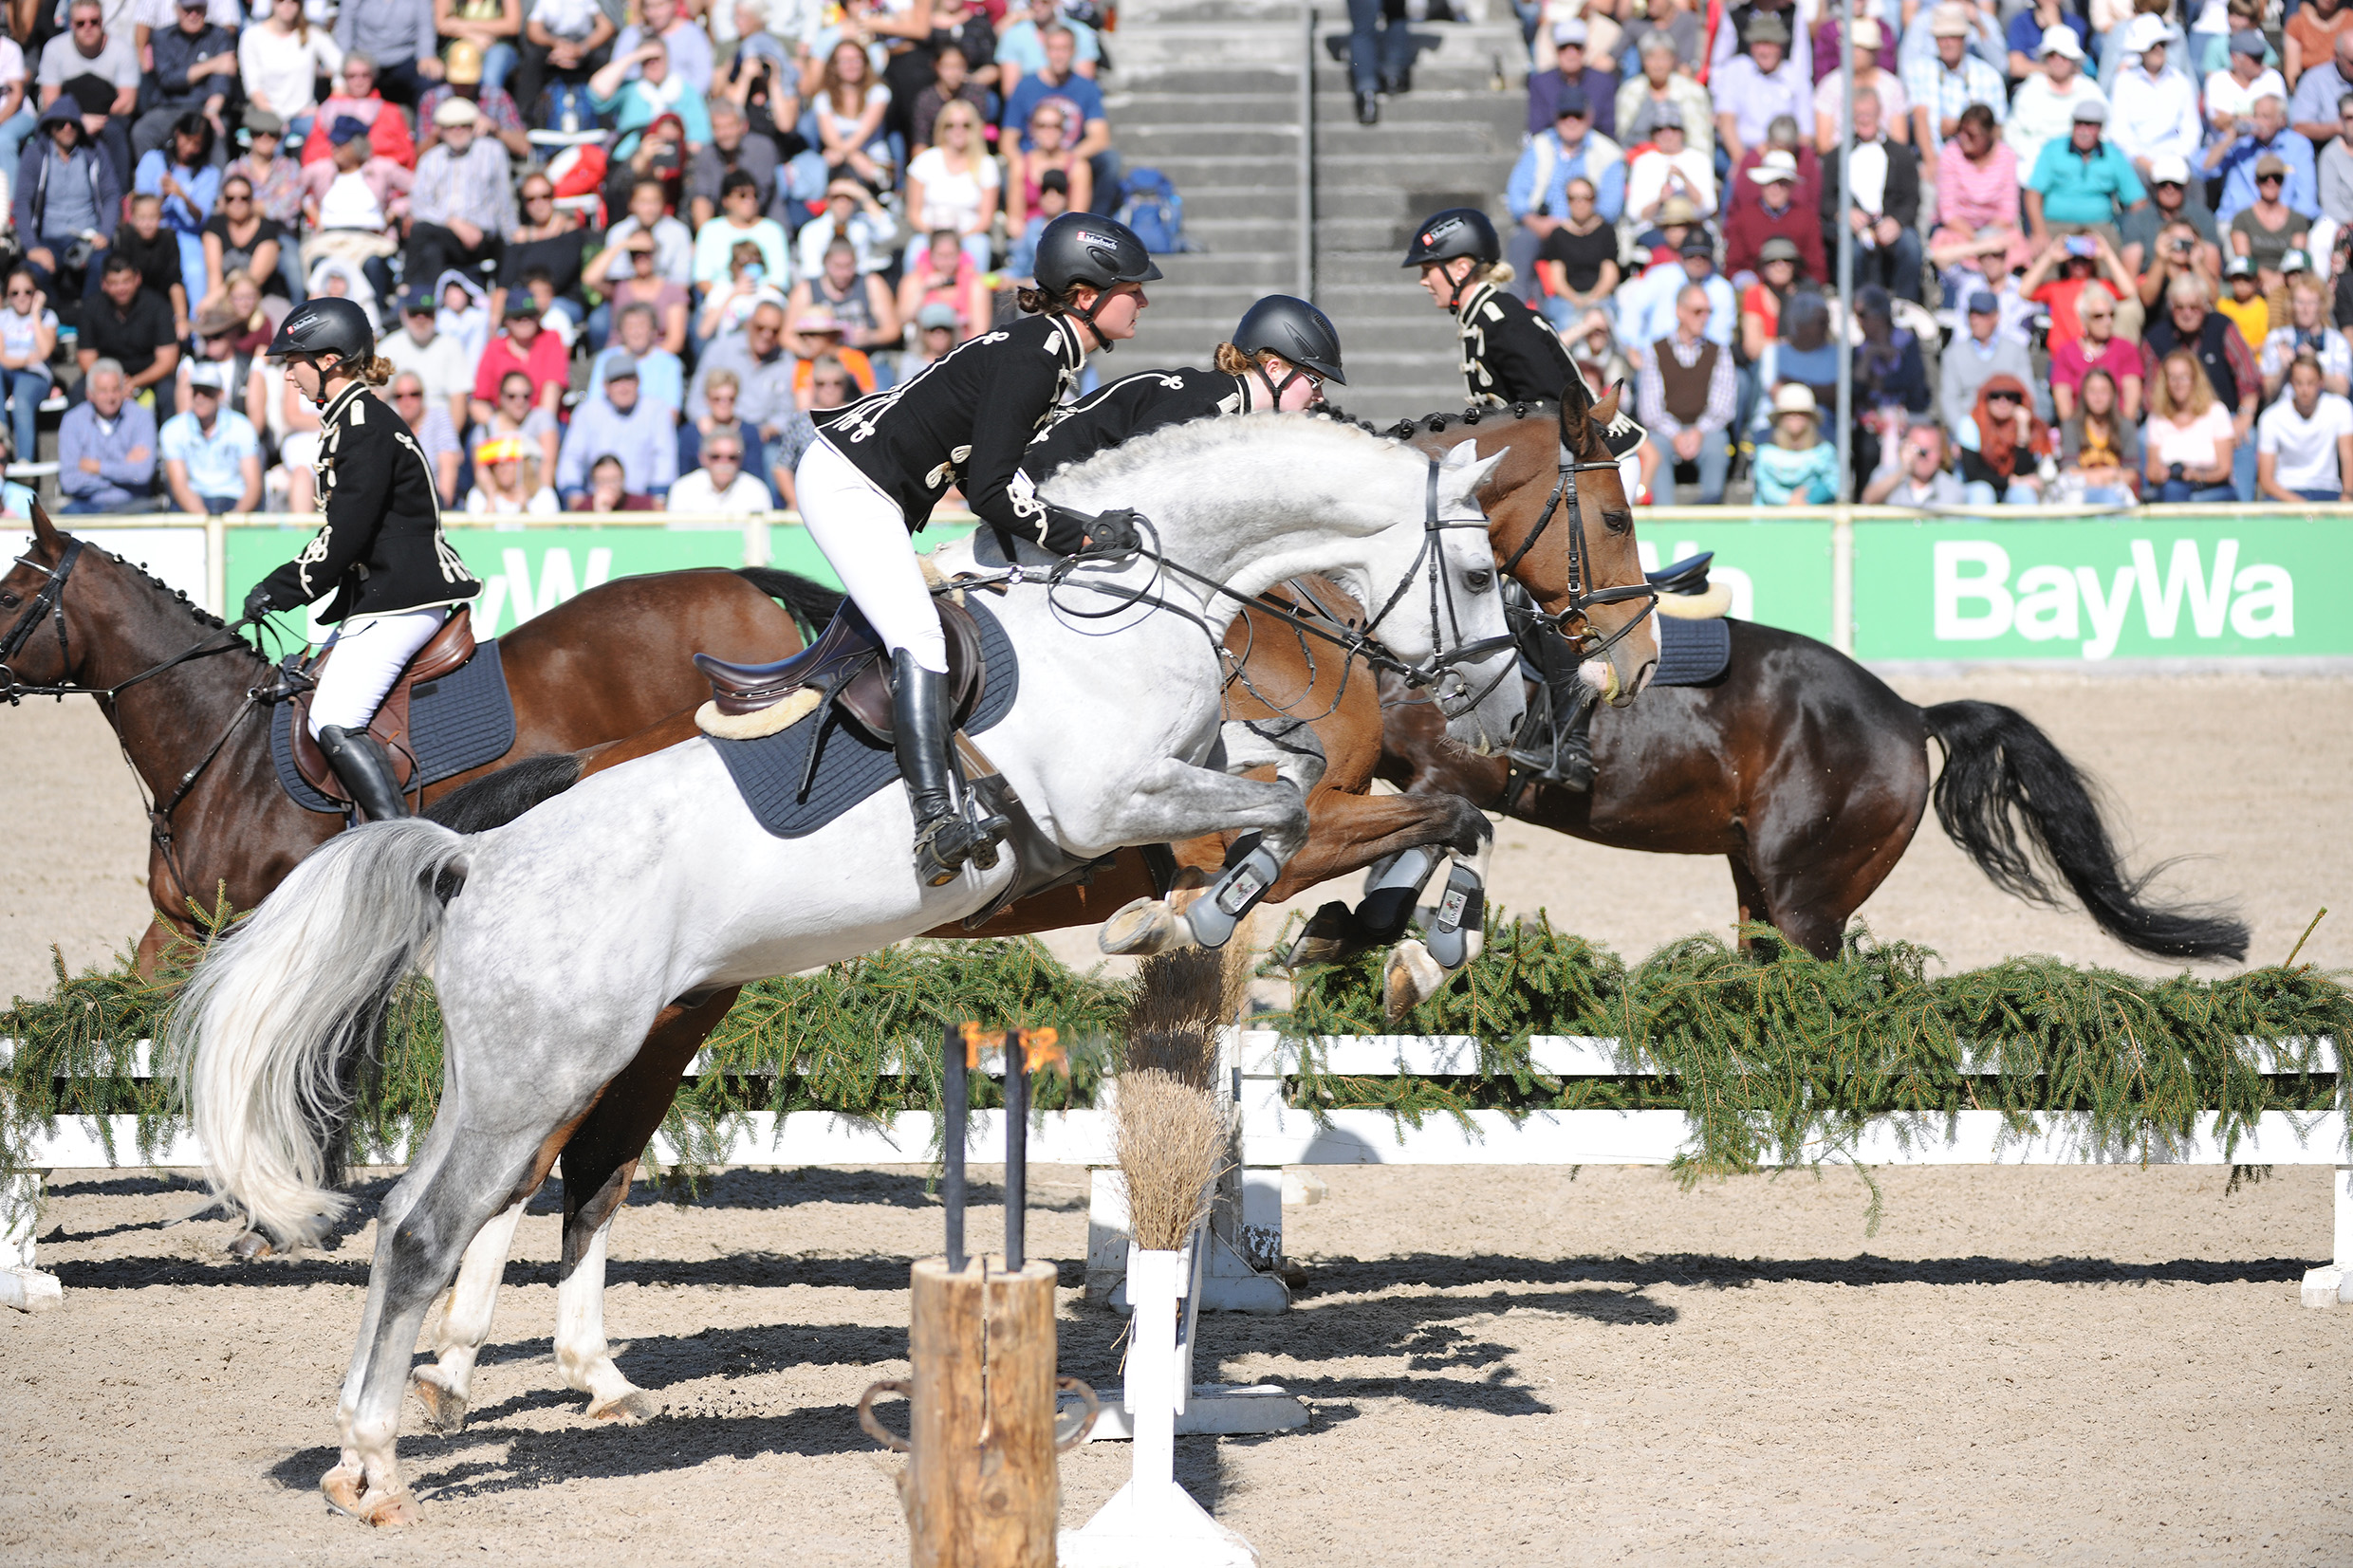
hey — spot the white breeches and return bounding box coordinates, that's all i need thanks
[307,606,450,736]
[795,436,950,674]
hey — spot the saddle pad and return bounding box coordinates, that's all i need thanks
[710,596,1020,840]
[270,639,519,814]
[1651,613,1731,688]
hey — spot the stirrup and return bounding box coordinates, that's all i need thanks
[913,805,1008,887]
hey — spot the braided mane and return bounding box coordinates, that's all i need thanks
[81,535,233,632]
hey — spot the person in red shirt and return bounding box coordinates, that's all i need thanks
[299,53,417,170]
[469,296,569,431]
[2018,230,2140,353]
[1724,150,1827,281]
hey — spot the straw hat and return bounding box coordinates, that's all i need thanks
[1770,382,1820,420]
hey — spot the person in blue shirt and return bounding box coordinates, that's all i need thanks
[1505,89,1625,293]
[132,112,219,311]
[57,359,159,513]
[1000,28,1115,211]
[2027,101,2148,242]
[1751,381,1841,503]
[555,351,677,504]
[1621,235,1736,349]
[2214,93,2320,224]
[159,360,262,513]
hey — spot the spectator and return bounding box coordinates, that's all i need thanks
[491,170,590,331]
[417,40,533,159]
[595,176,697,295]
[2006,28,2104,173]
[1625,106,1714,227]
[470,294,567,427]
[1725,120,1820,228]
[136,0,235,167]
[1621,0,1703,83]
[1340,0,1408,125]
[1726,149,1825,283]
[1819,88,1920,301]
[691,95,782,228]
[2288,0,2353,88]
[2055,368,2140,503]
[404,98,514,289]
[301,53,417,169]
[1904,4,2006,157]
[157,360,261,513]
[2146,272,2261,497]
[133,113,218,311]
[479,367,559,473]
[2216,97,2318,224]
[57,358,157,512]
[1714,13,1810,173]
[1714,0,1811,80]
[2134,212,2224,321]
[198,174,285,314]
[557,351,676,504]
[795,176,899,277]
[804,351,858,411]
[2021,231,2140,350]
[2217,253,2271,347]
[37,1,139,180]
[1006,163,1068,279]
[109,193,186,332]
[687,301,797,466]
[1619,32,1714,166]
[226,111,306,304]
[903,100,998,271]
[2107,17,2201,181]
[1847,282,1930,480]
[1738,234,1800,367]
[2290,32,2353,143]
[1004,101,1091,231]
[895,226,990,340]
[0,270,56,467]
[1815,16,1907,155]
[2262,274,2353,397]
[694,168,792,289]
[1634,283,1734,505]
[787,235,899,350]
[2048,282,2144,420]
[571,452,658,511]
[587,302,685,414]
[516,0,616,127]
[1528,18,1618,140]
[677,367,768,498]
[173,296,256,425]
[1862,419,1965,505]
[2120,151,2220,278]
[436,0,524,99]
[2206,29,2288,147]
[594,231,694,358]
[1953,374,2050,506]
[1750,284,1840,426]
[885,301,960,386]
[384,368,463,505]
[380,289,472,435]
[1000,27,1112,206]
[1001,0,1101,98]
[15,101,121,309]
[435,267,490,360]
[1535,176,1621,331]
[2192,0,2267,101]
[591,36,712,161]
[1509,94,1626,300]
[297,117,408,305]
[2231,154,2311,285]
[2257,350,2353,500]
[695,236,787,347]
[1925,102,2025,290]
[666,426,769,512]
[1938,287,2037,432]
[786,308,873,401]
[813,38,894,190]
[2026,101,2145,249]
[2005,0,2090,79]
[1751,381,1839,504]
[716,0,804,145]
[613,0,714,97]
[333,0,441,106]
[0,25,32,182]
[907,46,986,160]
[239,0,342,149]
[2144,344,2242,499]
[1623,233,1734,349]
[80,251,180,415]
[466,434,559,514]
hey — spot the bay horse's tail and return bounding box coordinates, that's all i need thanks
[164,821,472,1249]
[734,565,845,637]
[1921,701,2249,963]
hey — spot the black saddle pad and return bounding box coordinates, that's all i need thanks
[711,595,1020,839]
[1651,614,1732,688]
[270,638,518,814]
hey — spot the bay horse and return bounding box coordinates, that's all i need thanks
[169,417,1529,1526]
[0,506,838,969]
[1378,618,2250,964]
[380,381,1660,1443]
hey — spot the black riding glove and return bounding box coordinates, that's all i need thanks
[1084,507,1145,556]
[241,583,276,623]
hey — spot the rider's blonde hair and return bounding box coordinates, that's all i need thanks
[1214,341,1274,376]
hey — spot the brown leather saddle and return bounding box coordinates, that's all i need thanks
[288,607,479,802]
[694,597,987,744]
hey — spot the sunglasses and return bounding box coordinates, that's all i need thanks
[71,16,101,27]
[706,450,743,462]
[392,388,423,398]
[1986,391,2020,403]
[500,387,530,400]
[222,191,250,202]
[2260,174,2286,185]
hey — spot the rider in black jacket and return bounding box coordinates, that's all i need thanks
[242,296,481,821]
[1403,206,1577,408]
[1017,294,1346,493]
[804,211,1161,886]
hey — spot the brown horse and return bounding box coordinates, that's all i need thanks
[1377,618,2250,964]
[0,506,838,970]
[395,382,1662,1436]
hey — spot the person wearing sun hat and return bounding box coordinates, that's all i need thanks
[2107,16,2203,179]
[1724,146,1824,282]
[1712,11,1810,172]
[2006,27,2108,171]
[414,38,530,161]
[1903,3,2007,154]
[1810,15,1905,156]
[1751,381,1840,505]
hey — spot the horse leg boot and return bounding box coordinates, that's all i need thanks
[891,649,1006,886]
[318,724,412,821]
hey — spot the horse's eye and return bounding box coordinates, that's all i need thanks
[1603,510,1634,536]
[1464,570,1493,593]
[0,591,17,608]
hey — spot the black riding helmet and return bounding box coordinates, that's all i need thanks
[266,296,376,372]
[1033,212,1162,350]
[1402,208,1500,312]
[1232,294,1346,386]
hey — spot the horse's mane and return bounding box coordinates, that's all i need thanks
[81,535,241,638]
[1047,407,1410,498]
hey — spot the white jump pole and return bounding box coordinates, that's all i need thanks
[2,1170,62,1313]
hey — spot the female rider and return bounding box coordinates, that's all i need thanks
[1016,294,1345,493]
[1402,207,1576,407]
[806,210,1158,887]
[240,295,482,821]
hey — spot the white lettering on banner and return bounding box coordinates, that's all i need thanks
[1637,539,1754,619]
[2012,564,2077,642]
[2231,564,2294,636]
[473,547,616,634]
[1933,540,2011,638]
[2074,564,2138,660]
[2131,538,2237,639]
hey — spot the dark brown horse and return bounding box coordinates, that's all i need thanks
[1378,618,2250,964]
[0,506,837,969]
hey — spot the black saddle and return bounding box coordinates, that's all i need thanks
[694,597,987,743]
[1647,551,1713,598]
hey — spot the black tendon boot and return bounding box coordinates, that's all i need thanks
[1551,682,1597,792]
[316,724,412,821]
[892,650,1007,886]
[1508,627,1599,792]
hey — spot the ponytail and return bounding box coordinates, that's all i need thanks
[358,355,395,387]
[1213,341,1261,376]
[1016,283,1080,316]
[1479,261,1516,286]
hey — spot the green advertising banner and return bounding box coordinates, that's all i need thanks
[1852,514,2330,661]
[1639,515,1834,640]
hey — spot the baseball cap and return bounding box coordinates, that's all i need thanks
[1678,235,1714,258]
[2225,254,2254,277]
[1759,236,1801,263]
[1555,84,1590,118]
[446,37,484,84]
[1929,4,1972,36]
[502,294,540,318]
[2071,99,2108,123]
[1550,16,1587,44]
[2148,153,2191,186]
[2125,13,2176,51]
[600,349,639,380]
[1770,382,1818,416]
[2229,27,2267,55]
[399,289,435,317]
[2037,26,2083,59]
[1849,16,1881,47]
[328,115,369,146]
[1966,289,1998,314]
[187,361,227,391]
[1747,149,1798,183]
[434,97,481,128]
[2284,248,2313,273]
[917,302,961,330]
[1744,11,1790,43]
[2256,152,2288,176]
[1651,103,1684,129]
[243,107,284,135]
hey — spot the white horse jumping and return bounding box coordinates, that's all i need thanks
[167,417,1524,1526]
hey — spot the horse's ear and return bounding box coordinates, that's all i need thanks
[28,497,61,556]
[1591,380,1623,428]
[1436,437,1506,504]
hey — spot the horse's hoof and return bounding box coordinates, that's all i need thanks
[1284,901,1358,969]
[361,1489,422,1528]
[1382,939,1444,1022]
[586,1389,659,1424]
[225,1229,272,1262]
[409,1367,468,1434]
[320,1463,366,1517]
[1101,897,1182,956]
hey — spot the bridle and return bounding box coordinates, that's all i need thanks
[1503,419,1659,664]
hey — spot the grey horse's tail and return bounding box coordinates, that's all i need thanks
[163,820,472,1249]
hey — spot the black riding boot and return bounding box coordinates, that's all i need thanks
[892,650,1007,886]
[1552,684,1596,792]
[1509,624,1599,792]
[317,724,411,821]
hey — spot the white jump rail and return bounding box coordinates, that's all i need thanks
[9,1031,2351,1315]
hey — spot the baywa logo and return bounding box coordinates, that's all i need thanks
[1934,538,2293,657]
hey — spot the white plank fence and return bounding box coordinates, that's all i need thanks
[8,1030,2351,1314]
